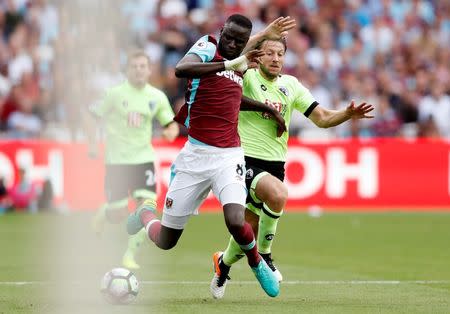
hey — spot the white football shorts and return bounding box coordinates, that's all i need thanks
[161,140,247,229]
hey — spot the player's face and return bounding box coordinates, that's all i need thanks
[219,22,251,60]
[259,40,285,80]
[127,56,151,87]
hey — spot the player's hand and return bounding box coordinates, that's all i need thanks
[346,101,374,119]
[271,111,287,137]
[263,16,297,40]
[162,122,179,142]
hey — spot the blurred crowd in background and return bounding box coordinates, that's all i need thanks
[0,0,449,141]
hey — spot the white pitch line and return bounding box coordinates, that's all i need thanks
[1,280,449,286]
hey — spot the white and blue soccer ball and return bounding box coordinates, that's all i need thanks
[101,267,139,304]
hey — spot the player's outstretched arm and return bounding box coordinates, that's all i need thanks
[243,16,296,54]
[241,96,287,136]
[308,101,374,128]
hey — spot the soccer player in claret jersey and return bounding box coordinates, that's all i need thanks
[89,51,179,269]
[126,14,296,298]
[210,37,374,298]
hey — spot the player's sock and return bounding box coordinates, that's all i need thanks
[122,228,146,269]
[144,218,161,244]
[258,204,282,254]
[230,222,261,267]
[222,236,245,266]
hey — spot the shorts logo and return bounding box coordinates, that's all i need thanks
[279,86,289,96]
[236,164,244,176]
[165,197,173,209]
[261,84,267,91]
[246,169,254,180]
[265,234,274,241]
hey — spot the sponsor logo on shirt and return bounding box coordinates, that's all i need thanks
[262,99,283,119]
[216,70,243,86]
[127,111,142,127]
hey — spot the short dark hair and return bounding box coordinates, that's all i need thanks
[225,14,252,30]
[255,38,287,52]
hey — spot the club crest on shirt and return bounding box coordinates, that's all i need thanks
[148,100,156,111]
[165,197,173,209]
[122,100,128,108]
[279,86,288,96]
[196,41,207,49]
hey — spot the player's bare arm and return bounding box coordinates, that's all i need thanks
[240,96,287,137]
[175,50,264,78]
[162,121,179,142]
[309,101,374,128]
[243,16,296,54]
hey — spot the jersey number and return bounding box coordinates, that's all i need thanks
[145,170,156,186]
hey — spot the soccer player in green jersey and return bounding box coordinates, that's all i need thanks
[210,38,374,298]
[89,50,179,269]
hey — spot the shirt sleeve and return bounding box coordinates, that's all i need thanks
[155,91,175,126]
[186,35,217,62]
[292,78,317,116]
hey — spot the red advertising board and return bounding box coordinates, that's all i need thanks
[0,138,449,211]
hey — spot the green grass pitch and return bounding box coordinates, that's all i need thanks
[1,211,450,313]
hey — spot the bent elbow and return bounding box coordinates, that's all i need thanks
[174,67,184,78]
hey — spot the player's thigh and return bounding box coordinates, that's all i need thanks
[104,164,134,203]
[212,159,247,207]
[163,170,210,219]
[254,174,287,205]
[128,162,157,200]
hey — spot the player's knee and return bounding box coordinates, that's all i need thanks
[267,185,288,212]
[156,240,177,250]
[223,203,245,233]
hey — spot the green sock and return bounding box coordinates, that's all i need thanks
[258,204,283,254]
[126,228,146,256]
[222,236,245,266]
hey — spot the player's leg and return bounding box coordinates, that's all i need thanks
[127,164,210,250]
[122,163,158,268]
[252,174,287,281]
[211,159,279,298]
[92,165,130,234]
[221,208,258,268]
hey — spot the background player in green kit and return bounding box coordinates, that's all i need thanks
[210,38,374,298]
[89,50,179,269]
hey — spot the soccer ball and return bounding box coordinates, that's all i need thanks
[100,267,139,304]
